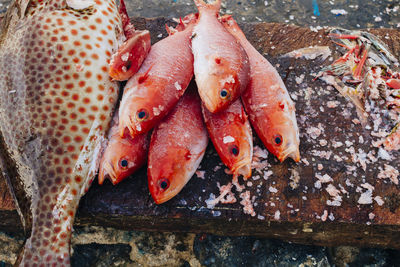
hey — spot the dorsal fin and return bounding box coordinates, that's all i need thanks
[138,64,154,84]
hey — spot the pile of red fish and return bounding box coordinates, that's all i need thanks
[99,0,300,204]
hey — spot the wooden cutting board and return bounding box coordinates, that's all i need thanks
[1,17,400,249]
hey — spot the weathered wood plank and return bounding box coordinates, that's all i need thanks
[1,18,400,248]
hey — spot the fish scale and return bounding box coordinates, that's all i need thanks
[0,0,122,265]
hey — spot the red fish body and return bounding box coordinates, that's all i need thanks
[221,16,300,162]
[0,0,124,265]
[108,30,151,81]
[191,0,249,113]
[119,18,196,138]
[98,115,149,185]
[148,86,208,204]
[108,0,151,81]
[202,99,253,179]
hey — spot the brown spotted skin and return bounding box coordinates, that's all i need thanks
[0,0,122,265]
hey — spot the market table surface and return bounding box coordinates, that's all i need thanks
[1,17,400,249]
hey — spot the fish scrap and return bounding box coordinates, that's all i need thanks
[0,0,134,264]
[318,28,400,151]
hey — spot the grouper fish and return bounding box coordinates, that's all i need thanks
[0,0,126,265]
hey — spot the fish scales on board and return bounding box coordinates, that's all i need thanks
[0,0,125,265]
[221,15,300,162]
[118,15,196,138]
[191,0,249,113]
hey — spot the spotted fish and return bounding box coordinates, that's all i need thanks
[148,85,208,204]
[191,0,249,113]
[221,15,300,162]
[0,0,124,265]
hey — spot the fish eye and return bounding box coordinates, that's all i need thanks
[230,145,239,156]
[159,178,170,190]
[274,134,283,146]
[220,89,230,99]
[125,60,132,70]
[119,159,128,169]
[136,109,148,121]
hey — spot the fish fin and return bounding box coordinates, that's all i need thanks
[165,24,177,36]
[98,166,105,185]
[179,17,185,28]
[220,14,232,22]
[118,0,136,39]
[138,63,154,84]
[193,0,221,13]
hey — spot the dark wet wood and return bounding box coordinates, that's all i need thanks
[1,18,400,248]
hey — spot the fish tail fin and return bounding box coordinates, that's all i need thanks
[220,14,245,37]
[98,165,106,185]
[118,0,136,39]
[165,24,176,36]
[193,0,221,13]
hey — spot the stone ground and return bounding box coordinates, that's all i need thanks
[1,0,400,266]
[1,226,400,266]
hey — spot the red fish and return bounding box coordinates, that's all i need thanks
[191,0,249,113]
[98,115,149,185]
[202,99,253,179]
[148,86,208,204]
[119,16,196,138]
[108,0,151,81]
[221,15,300,162]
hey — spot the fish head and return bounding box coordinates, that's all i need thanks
[119,86,157,138]
[197,63,240,113]
[219,123,253,179]
[98,137,140,185]
[109,30,151,81]
[265,107,300,163]
[148,147,192,204]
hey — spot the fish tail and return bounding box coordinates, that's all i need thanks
[220,15,246,38]
[118,0,136,39]
[193,0,221,13]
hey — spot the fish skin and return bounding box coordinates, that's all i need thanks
[0,0,123,265]
[202,99,253,179]
[191,0,249,113]
[148,85,208,204]
[221,15,300,162]
[108,0,151,81]
[108,30,151,81]
[118,17,195,138]
[98,114,149,185]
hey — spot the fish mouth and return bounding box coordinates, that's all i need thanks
[199,88,218,113]
[109,68,128,82]
[232,158,252,179]
[152,184,184,204]
[278,146,300,162]
[98,161,118,185]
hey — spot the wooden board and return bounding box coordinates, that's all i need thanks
[1,18,400,248]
